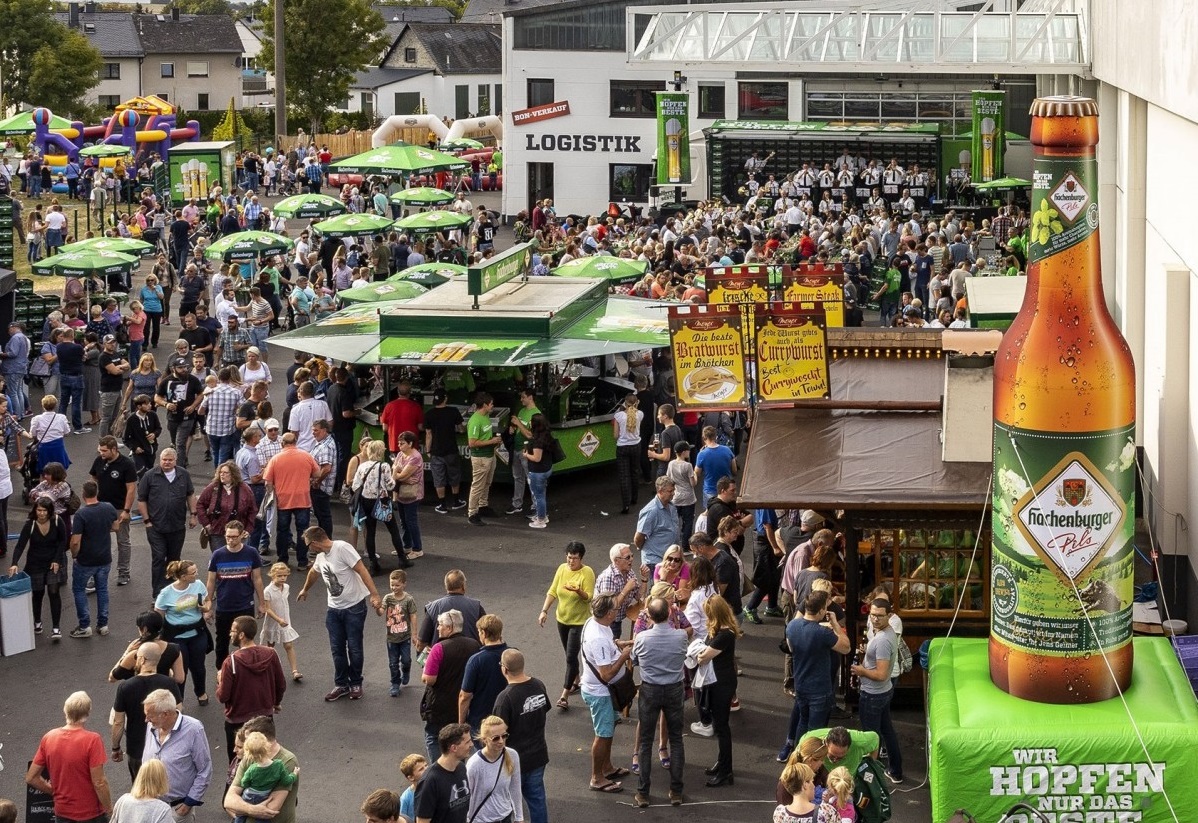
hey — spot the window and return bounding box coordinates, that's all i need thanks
[101,62,121,80]
[527,78,554,107]
[394,91,420,115]
[186,61,209,78]
[610,80,664,118]
[494,83,502,115]
[478,84,490,116]
[361,92,375,119]
[156,93,169,102]
[98,95,121,109]
[404,47,417,63]
[514,2,627,50]
[867,527,987,616]
[738,81,788,120]
[455,85,469,119]
[160,62,174,78]
[698,84,725,119]
[609,163,652,202]
[197,93,209,110]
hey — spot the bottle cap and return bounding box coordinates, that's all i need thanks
[1029,96,1098,118]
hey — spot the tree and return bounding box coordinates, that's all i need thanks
[176,0,233,14]
[0,0,75,109]
[27,31,103,119]
[260,0,386,132]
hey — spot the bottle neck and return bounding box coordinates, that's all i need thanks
[1026,148,1102,301]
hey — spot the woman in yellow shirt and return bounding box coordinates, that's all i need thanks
[538,541,595,710]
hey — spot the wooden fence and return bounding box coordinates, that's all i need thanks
[273,125,441,157]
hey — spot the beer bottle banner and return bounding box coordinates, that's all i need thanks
[1028,156,1100,262]
[991,423,1135,657]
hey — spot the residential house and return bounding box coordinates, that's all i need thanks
[234,18,274,108]
[372,23,502,120]
[345,67,433,120]
[135,10,242,112]
[55,4,143,109]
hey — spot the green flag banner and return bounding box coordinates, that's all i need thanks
[656,92,691,186]
[971,90,1006,183]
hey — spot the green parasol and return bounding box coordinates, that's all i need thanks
[390,187,455,206]
[388,262,463,288]
[330,144,467,176]
[973,176,1032,190]
[395,210,472,232]
[204,230,294,262]
[440,137,483,151]
[0,110,73,135]
[60,237,155,257]
[272,193,347,219]
[79,144,132,158]
[550,256,649,286]
[337,280,429,306]
[33,249,139,278]
[312,213,395,238]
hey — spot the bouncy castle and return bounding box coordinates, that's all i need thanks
[31,96,200,169]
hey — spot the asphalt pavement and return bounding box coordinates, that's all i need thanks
[0,188,937,822]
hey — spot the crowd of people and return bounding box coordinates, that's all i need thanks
[0,147,937,823]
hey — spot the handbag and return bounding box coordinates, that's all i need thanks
[581,635,637,713]
[550,436,567,465]
[371,463,393,521]
[396,481,419,503]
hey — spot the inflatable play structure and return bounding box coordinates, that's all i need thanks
[31,96,200,169]
[367,113,503,191]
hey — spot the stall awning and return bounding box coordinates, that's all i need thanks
[738,356,992,510]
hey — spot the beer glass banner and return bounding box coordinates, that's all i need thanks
[971,90,1006,183]
[656,92,691,186]
[754,303,829,406]
[783,263,846,327]
[669,304,748,411]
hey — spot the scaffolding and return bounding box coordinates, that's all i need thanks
[627,0,1090,75]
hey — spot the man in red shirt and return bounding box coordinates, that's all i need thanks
[263,432,320,568]
[26,691,112,823]
[380,380,424,455]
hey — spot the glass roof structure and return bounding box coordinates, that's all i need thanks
[627,0,1089,75]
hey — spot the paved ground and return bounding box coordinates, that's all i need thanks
[0,188,939,822]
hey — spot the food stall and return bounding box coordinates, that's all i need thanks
[736,328,993,703]
[270,245,670,477]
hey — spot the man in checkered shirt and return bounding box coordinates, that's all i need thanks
[217,315,252,368]
[200,367,245,466]
[256,419,284,466]
[309,419,338,538]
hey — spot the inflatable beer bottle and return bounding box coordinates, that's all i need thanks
[989,96,1136,703]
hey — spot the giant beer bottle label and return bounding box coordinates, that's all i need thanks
[991,424,1135,658]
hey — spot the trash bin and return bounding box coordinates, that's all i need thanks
[0,572,36,656]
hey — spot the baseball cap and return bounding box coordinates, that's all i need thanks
[264,418,281,431]
[170,357,191,370]
[102,334,116,343]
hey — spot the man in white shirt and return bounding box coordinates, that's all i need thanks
[297,527,383,702]
[286,381,331,452]
[580,594,633,793]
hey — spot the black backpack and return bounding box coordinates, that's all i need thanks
[853,755,892,823]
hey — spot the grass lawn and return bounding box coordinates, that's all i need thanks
[12,194,140,295]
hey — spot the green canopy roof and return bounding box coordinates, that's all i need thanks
[312,213,394,238]
[204,230,294,262]
[336,280,429,306]
[330,144,467,176]
[0,110,73,135]
[272,193,347,219]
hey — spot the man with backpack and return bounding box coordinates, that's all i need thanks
[850,599,904,786]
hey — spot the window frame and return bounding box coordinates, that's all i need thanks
[609,162,653,202]
[186,61,209,78]
[527,78,555,107]
[610,79,664,119]
[197,93,209,110]
[101,62,121,80]
[160,62,174,78]
[737,81,789,121]
[404,47,417,63]
[697,84,725,119]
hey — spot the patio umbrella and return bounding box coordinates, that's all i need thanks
[395,210,472,232]
[272,193,347,219]
[440,137,483,151]
[550,256,649,286]
[0,110,73,135]
[312,213,395,238]
[388,262,463,288]
[336,280,429,306]
[390,187,454,206]
[330,144,467,176]
[60,237,155,257]
[204,230,294,262]
[973,176,1032,190]
[79,144,132,158]
[33,249,139,278]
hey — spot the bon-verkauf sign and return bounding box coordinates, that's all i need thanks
[511,101,571,126]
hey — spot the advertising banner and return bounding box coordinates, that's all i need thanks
[467,242,533,297]
[707,263,789,290]
[783,263,845,327]
[971,90,1006,183]
[669,304,748,411]
[754,303,829,406]
[655,92,691,186]
[705,266,771,359]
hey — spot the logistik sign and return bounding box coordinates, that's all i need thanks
[524,134,642,152]
[990,747,1165,823]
